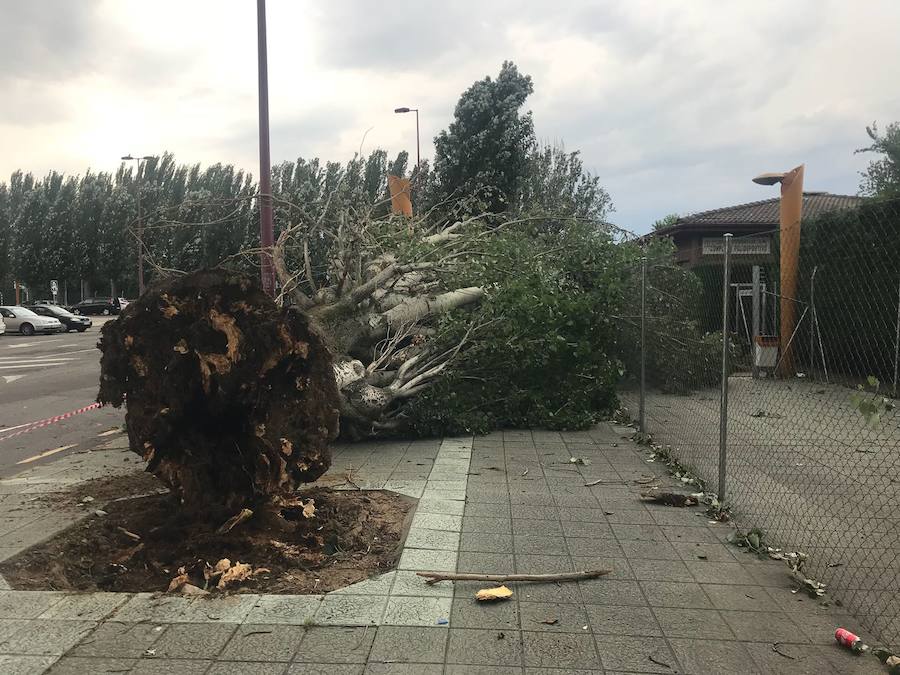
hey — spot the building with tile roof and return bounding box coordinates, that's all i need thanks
[652,192,862,267]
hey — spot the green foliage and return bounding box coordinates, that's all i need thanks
[850,376,894,427]
[405,221,626,434]
[651,213,679,231]
[432,61,536,214]
[617,239,726,394]
[857,122,900,198]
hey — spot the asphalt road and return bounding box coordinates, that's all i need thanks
[0,318,125,477]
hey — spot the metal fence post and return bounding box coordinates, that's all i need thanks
[894,277,900,399]
[751,265,761,379]
[639,256,647,433]
[718,234,733,501]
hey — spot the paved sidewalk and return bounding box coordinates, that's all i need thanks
[0,425,881,673]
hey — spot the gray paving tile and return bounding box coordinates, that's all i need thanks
[368,626,448,664]
[110,593,193,623]
[672,541,741,563]
[447,628,523,666]
[653,607,735,639]
[405,528,460,551]
[0,591,65,619]
[244,594,323,624]
[148,622,237,659]
[45,656,136,674]
[559,520,613,539]
[719,609,808,643]
[218,624,305,661]
[669,637,763,674]
[460,532,513,553]
[176,595,260,622]
[686,561,756,585]
[382,597,451,627]
[565,538,625,558]
[701,584,779,611]
[0,619,95,656]
[463,516,513,533]
[365,664,443,674]
[450,595,519,629]
[0,654,60,675]
[457,552,516,575]
[618,539,682,561]
[519,601,589,633]
[639,581,713,609]
[521,631,600,669]
[411,513,463,531]
[417,498,466,517]
[513,536,567,556]
[517,582,583,605]
[744,641,842,674]
[207,662,285,675]
[314,594,387,625]
[38,593,129,621]
[448,667,524,675]
[69,621,168,658]
[627,557,694,582]
[294,626,375,663]
[509,505,558,520]
[577,579,646,606]
[585,604,663,637]
[664,525,723,544]
[129,659,213,675]
[610,523,668,542]
[595,634,679,673]
[399,548,457,572]
[602,509,655,525]
[286,665,363,675]
[391,571,453,598]
[514,555,575,574]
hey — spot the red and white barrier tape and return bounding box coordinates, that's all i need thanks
[0,402,103,442]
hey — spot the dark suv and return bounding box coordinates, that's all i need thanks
[70,297,125,316]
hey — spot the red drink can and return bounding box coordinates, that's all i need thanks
[835,628,867,653]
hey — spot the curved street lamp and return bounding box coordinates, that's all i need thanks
[394,107,420,175]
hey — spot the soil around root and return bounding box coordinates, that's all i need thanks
[1,487,415,595]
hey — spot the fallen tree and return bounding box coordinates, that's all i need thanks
[97,269,340,517]
[272,202,628,437]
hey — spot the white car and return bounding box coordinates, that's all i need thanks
[0,318,5,335]
[0,306,64,335]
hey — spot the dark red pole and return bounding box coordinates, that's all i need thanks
[256,0,275,296]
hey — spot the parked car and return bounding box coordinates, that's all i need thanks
[0,318,5,336]
[28,304,92,332]
[70,297,125,316]
[0,306,64,335]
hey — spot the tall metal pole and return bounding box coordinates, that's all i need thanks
[718,234,733,501]
[808,266,818,377]
[751,265,761,379]
[136,159,144,296]
[256,0,276,296]
[639,256,647,433]
[415,109,420,175]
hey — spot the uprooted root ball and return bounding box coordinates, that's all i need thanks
[97,269,341,516]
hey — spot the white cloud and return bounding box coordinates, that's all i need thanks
[1,0,898,232]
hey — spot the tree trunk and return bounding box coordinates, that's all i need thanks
[97,269,341,516]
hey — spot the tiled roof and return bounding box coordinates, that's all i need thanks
[674,192,862,227]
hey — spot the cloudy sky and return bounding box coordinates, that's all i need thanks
[2,0,898,233]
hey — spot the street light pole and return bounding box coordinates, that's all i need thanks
[121,154,155,296]
[256,0,276,296]
[393,107,420,175]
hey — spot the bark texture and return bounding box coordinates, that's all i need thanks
[97,269,340,514]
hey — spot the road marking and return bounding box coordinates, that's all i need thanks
[16,443,78,465]
[2,375,26,383]
[0,362,74,370]
[5,339,66,348]
[97,428,122,437]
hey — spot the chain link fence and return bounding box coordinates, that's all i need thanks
[619,197,900,650]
